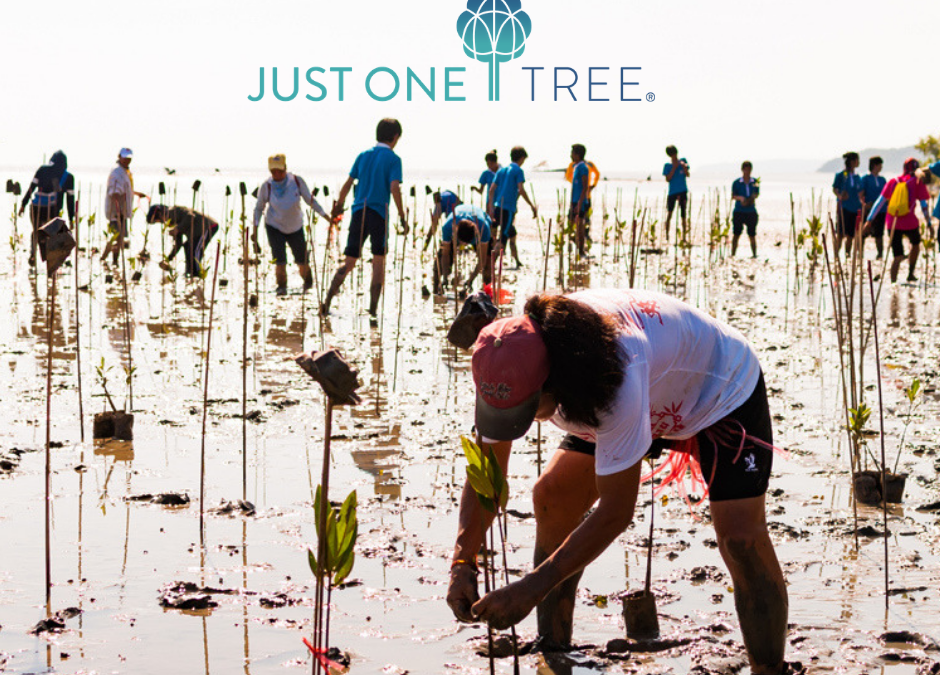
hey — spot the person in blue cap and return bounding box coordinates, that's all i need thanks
[427,190,493,295]
[832,152,863,256]
[19,150,75,268]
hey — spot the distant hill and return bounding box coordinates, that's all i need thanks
[817,147,922,174]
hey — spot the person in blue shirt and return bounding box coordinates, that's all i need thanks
[324,118,407,319]
[488,146,538,269]
[860,156,887,259]
[569,144,591,258]
[663,145,691,240]
[428,191,494,295]
[832,151,863,256]
[471,150,500,207]
[731,161,760,258]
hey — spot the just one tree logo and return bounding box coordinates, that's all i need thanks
[247,1,648,103]
[456,0,532,102]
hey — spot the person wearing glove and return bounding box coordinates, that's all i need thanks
[252,153,331,296]
[321,118,406,320]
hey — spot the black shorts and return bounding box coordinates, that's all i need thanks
[732,211,759,237]
[864,211,886,239]
[891,228,921,258]
[493,207,516,243]
[569,199,591,221]
[265,226,307,266]
[344,207,388,258]
[666,192,688,218]
[836,208,858,238]
[559,372,773,502]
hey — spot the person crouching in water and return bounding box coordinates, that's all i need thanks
[448,289,790,674]
[251,153,331,296]
[148,205,219,277]
[429,191,493,295]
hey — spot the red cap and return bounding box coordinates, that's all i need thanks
[471,316,550,441]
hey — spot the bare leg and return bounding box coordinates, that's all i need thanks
[711,495,788,675]
[369,254,386,317]
[532,449,599,647]
[731,234,740,257]
[890,253,905,283]
[907,243,920,281]
[874,237,883,259]
[298,263,313,290]
[510,237,521,267]
[320,256,357,315]
[749,235,758,258]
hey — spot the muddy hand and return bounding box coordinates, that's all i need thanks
[471,578,539,630]
[446,565,479,623]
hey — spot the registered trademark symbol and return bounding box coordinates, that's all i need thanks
[646,92,655,102]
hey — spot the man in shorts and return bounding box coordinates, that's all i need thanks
[832,151,862,256]
[488,146,538,269]
[860,156,887,259]
[662,145,690,240]
[731,161,760,258]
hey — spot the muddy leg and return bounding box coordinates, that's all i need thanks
[298,264,313,291]
[532,449,598,648]
[907,243,920,281]
[711,495,788,675]
[731,234,740,257]
[320,257,356,315]
[749,235,758,258]
[890,253,905,283]
[368,254,386,317]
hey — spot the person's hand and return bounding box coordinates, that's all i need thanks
[159,260,172,272]
[471,576,540,630]
[531,205,539,219]
[17,206,25,217]
[398,216,410,236]
[330,200,344,221]
[447,563,480,623]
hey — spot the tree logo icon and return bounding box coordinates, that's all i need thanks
[456,0,532,102]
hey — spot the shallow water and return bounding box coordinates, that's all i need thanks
[1,173,939,674]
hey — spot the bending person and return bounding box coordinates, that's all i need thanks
[447,289,789,674]
[432,192,493,294]
[148,204,219,277]
[19,150,75,268]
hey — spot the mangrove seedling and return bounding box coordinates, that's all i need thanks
[893,378,922,475]
[306,486,357,674]
[461,435,519,675]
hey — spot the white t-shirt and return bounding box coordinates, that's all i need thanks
[551,289,761,476]
[252,173,329,234]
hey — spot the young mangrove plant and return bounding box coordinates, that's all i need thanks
[305,487,358,674]
[893,378,922,475]
[461,435,519,675]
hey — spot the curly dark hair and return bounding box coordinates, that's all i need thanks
[524,293,625,428]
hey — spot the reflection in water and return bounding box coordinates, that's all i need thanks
[266,315,305,354]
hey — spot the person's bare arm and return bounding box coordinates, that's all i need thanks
[471,461,641,629]
[332,176,356,220]
[518,182,538,218]
[447,440,512,622]
[391,180,405,221]
[665,161,678,182]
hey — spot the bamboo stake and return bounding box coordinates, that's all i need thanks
[867,261,889,610]
[199,244,222,546]
[240,183,249,502]
[45,273,56,613]
[74,198,85,442]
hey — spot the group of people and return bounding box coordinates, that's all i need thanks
[833,152,938,283]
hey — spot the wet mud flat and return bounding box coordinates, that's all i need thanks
[1,181,940,674]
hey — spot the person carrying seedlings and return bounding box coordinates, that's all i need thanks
[865,157,933,283]
[252,153,330,296]
[102,148,148,266]
[731,161,760,258]
[487,146,538,269]
[322,118,407,319]
[662,145,690,238]
[430,191,494,295]
[860,156,888,259]
[18,150,75,268]
[447,288,789,674]
[568,144,592,258]
[147,204,219,277]
[832,151,863,256]
[471,150,500,206]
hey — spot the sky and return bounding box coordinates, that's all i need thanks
[1,0,938,175]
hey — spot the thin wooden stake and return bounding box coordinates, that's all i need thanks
[199,244,222,546]
[45,273,56,613]
[867,261,889,610]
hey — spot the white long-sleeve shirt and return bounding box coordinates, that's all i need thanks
[105,165,134,221]
[253,173,329,234]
